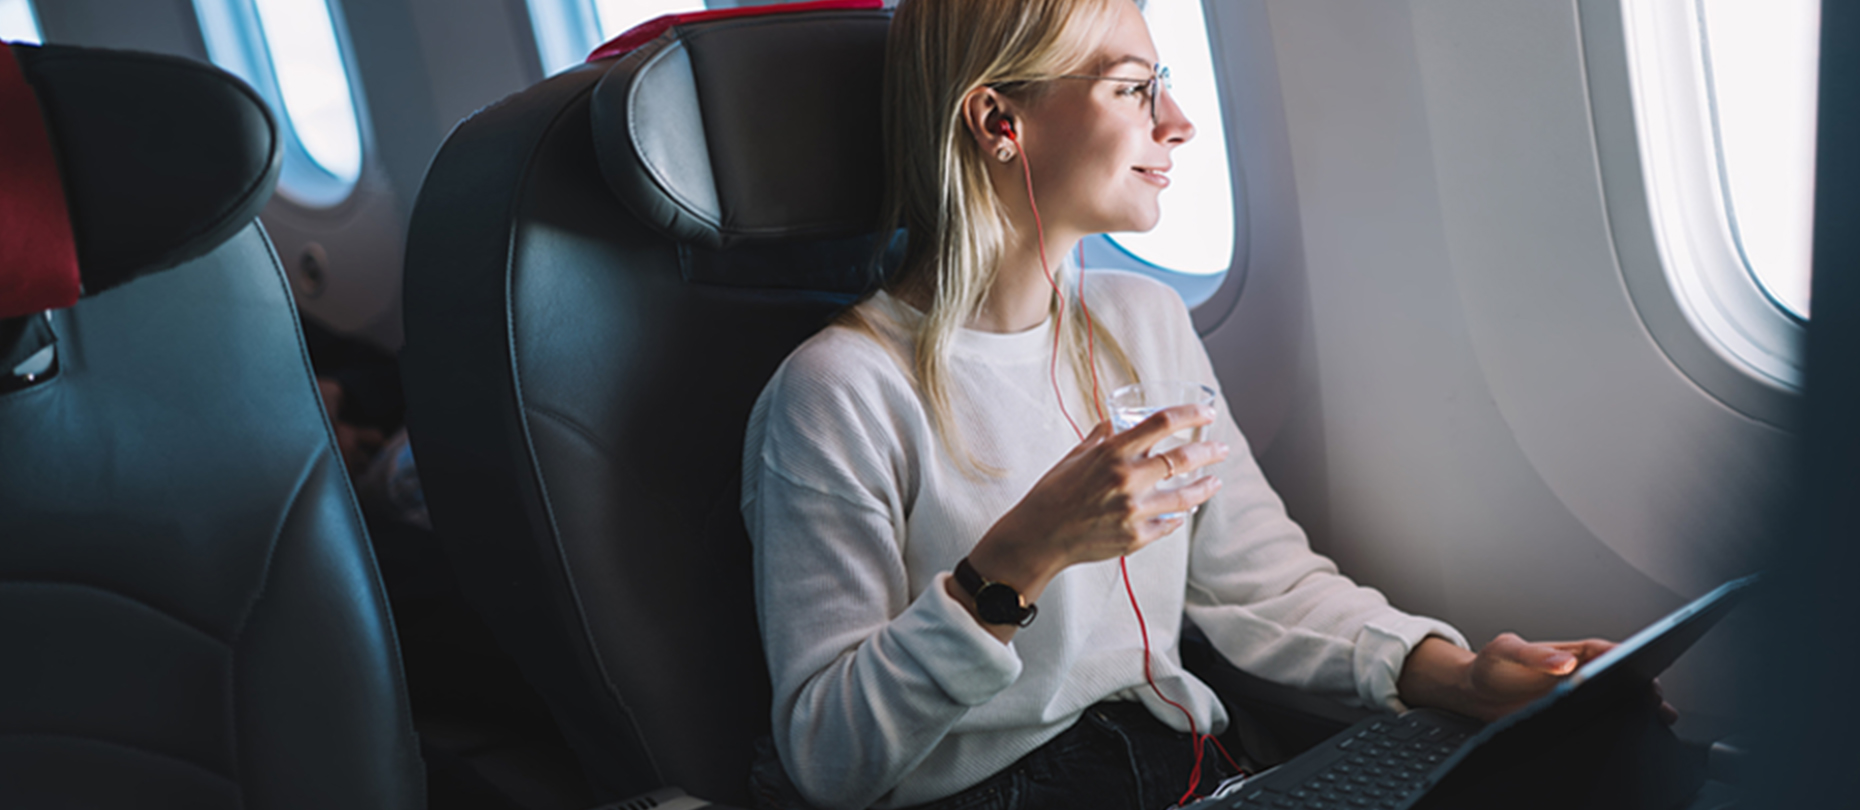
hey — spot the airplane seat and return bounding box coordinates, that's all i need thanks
[400,3,892,806]
[403,1,1363,805]
[0,41,424,809]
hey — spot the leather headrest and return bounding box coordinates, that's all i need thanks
[1,42,280,318]
[589,2,891,250]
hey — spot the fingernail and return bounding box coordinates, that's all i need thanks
[1217,443,1230,455]
[1547,653,1574,669]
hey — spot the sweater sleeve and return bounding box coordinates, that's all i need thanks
[743,336,1022,810]
[1109,278,1469,711]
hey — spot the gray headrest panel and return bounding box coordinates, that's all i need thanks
[590,8,891,249]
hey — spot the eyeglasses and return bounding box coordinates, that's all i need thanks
[1051,63,1172,125]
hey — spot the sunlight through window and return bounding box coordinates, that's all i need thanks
[251,0,362,185]
[0,0,43,45]
[1700,0,1818,319]
[593,0,703,40]
[1106,0,1234,277]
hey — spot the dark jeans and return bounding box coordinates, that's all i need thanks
[751,702,1243,810]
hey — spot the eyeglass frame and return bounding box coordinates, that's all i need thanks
[1018,63,1173,126]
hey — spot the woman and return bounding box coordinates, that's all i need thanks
[742,1,1612,808]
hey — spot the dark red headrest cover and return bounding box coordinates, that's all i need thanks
[585,0,881,62]
[0,41,81,320]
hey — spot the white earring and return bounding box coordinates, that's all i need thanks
[996,146,1015,162]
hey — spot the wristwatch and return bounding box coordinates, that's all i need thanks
[954,557,1038,627]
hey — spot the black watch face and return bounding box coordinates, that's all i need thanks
[975,583,1027,625]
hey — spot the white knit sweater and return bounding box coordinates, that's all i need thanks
[742,271,1467,810]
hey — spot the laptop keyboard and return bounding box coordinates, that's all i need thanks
[1196,715,1475,810]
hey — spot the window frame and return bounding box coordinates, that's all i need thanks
[1579,0,1806,428]
[193,0,369,208]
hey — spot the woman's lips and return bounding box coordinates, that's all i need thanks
[1133,166,1171,187]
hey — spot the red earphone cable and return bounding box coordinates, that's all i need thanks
[1006,125,1241,805]
[1010,130,1083,440]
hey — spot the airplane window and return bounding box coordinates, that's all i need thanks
[526,0,600,76]
[251,0,362,185]
[0,0,42,44]
[593,0,705,37]
[1081,0,1236,308]
[1617,0,1812,398]
[527,0,706,76]
[1699,0,1819,319]
[194,0,364,207]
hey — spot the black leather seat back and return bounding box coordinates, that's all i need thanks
[401,5,892,804]
[0,43,423,809]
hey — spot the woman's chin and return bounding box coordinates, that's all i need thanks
[1113,213,1163,235]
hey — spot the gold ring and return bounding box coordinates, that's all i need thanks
[1160,454,1177,478]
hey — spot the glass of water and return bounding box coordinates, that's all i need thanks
[1107,381,1218,519]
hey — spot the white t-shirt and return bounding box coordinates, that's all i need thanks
[742,270,1467,810]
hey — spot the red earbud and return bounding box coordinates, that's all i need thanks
[996,117,1017,140]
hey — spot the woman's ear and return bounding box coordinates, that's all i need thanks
[962,87,1019,162]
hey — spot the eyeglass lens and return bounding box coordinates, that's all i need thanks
[1150,66,1171,124]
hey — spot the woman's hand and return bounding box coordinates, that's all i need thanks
[1398,635,1678,724]
[957,403,1228,626]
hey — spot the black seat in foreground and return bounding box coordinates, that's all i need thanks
[401,2,891,806]
[0,42,423,809]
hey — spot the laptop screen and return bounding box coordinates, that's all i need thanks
[1421,573,1759,807]
[1564,573,1760,690]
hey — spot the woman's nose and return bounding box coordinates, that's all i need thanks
[1154,86,1195,145]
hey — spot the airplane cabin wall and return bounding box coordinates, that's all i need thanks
[31,0,205,54]
[1200,0,1790,735]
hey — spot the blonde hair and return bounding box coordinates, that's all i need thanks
[853,0,1140,471]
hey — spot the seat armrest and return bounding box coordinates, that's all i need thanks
[1180,625,1390,767]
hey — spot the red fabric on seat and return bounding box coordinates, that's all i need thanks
[585,0,882,62]
[0,41,80,320]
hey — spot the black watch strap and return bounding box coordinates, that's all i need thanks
[954,557,1038,627]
